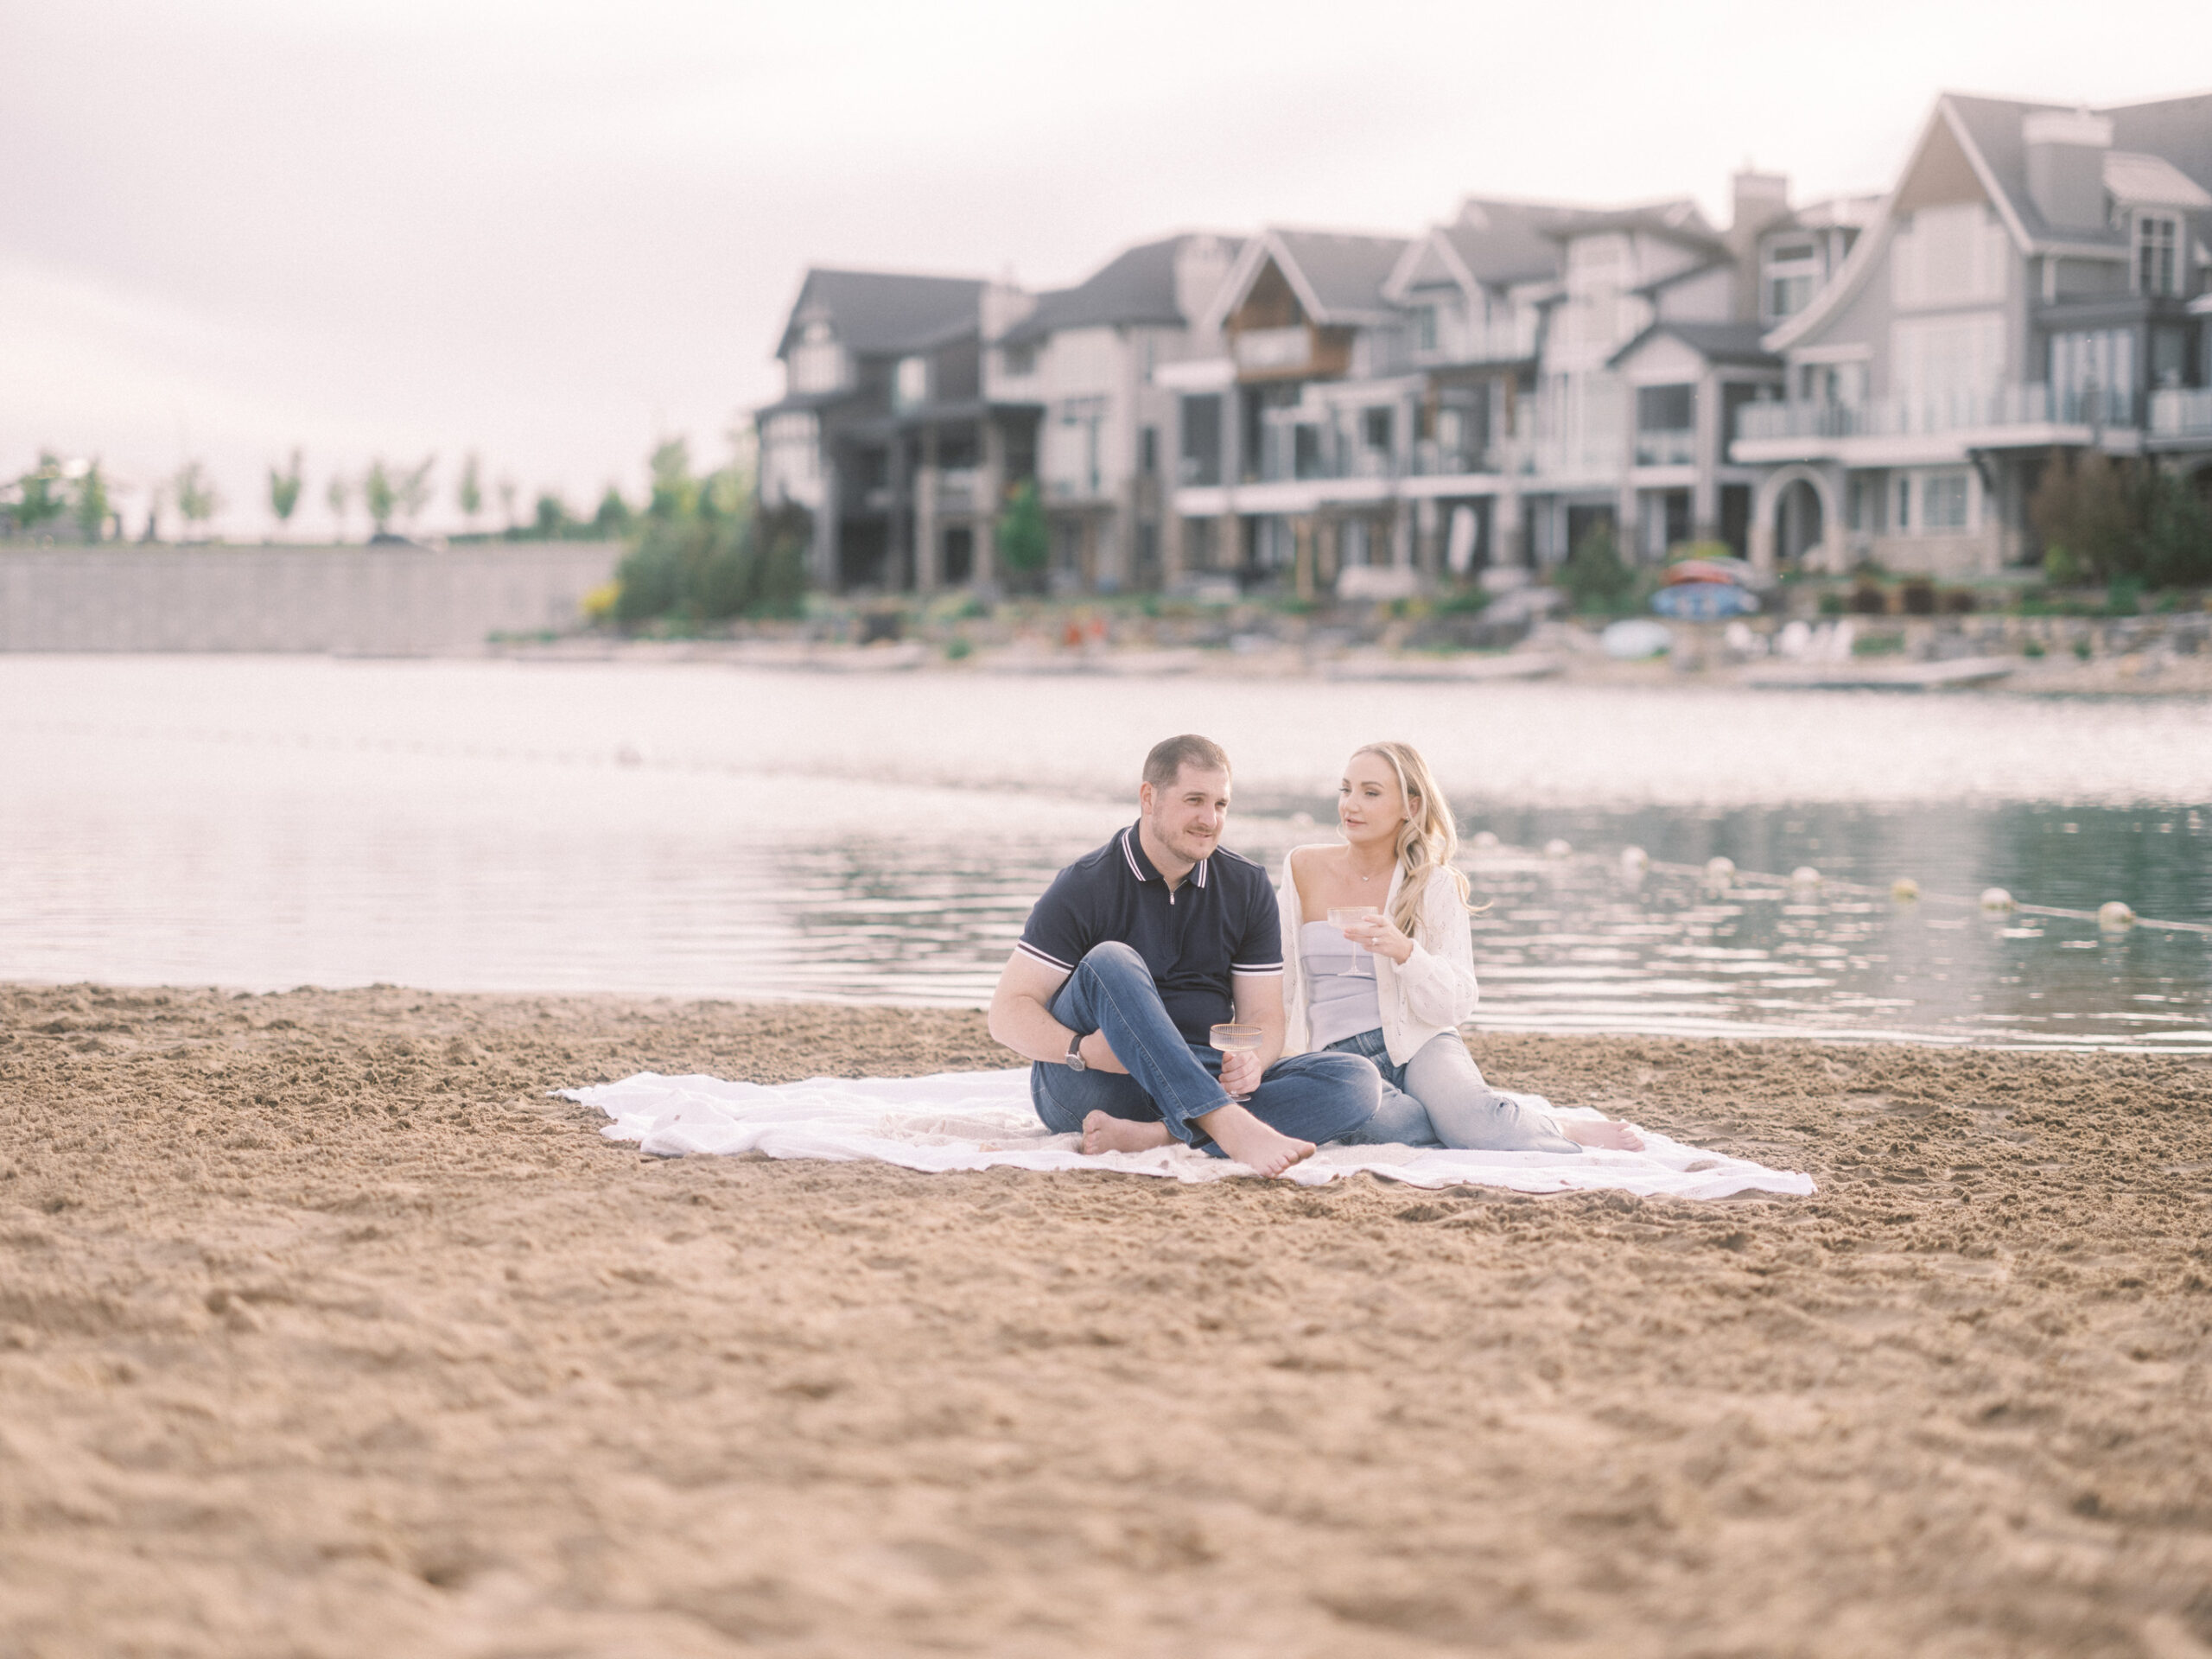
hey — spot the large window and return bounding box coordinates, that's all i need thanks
[1923,472,1971,531]
[2135,213,2181,296]
[1636,385,1695,430]
[1764,240,1820,321]
[2050,328,2136,422]
[1179,395,1222,487]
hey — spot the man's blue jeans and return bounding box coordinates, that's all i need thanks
[1029,943,1382,1150]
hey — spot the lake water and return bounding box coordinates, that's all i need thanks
[4,655,2209,1051]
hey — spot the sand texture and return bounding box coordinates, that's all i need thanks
[3,983,2210,1658]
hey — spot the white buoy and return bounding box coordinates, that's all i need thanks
[2099,900,2136,930]
[1471,830,1500,851]
[1704,855,1736,882]
[1891,877,1920,901]
[1980,887,2014,911]
[1789,866,1821,887]
[1543,837,1573,859]
[1619,845,1649,872]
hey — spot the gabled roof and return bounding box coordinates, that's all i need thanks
[1542,199,1728,257]
[775,268,984,359]
[1609,320,1777,370]
[1631,257,1729,298]
[1768,88,2212,355]
[2104,150,2212,211]
[997,234,1240,346]
[1433,198,1569,290]
[1205,227,1413,332]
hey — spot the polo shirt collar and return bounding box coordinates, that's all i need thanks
[1120,823,1209,888]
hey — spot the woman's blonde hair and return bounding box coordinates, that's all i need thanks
[1349,741,1478,937]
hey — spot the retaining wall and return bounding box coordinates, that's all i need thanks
[0,542,622,654]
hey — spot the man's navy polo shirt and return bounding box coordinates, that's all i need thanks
[1016,822,1284,1044]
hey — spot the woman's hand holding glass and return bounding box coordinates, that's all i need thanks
[1337,909,1414,965]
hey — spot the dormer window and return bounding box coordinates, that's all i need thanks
[1763,241,1819,321]
[1414,305,1438,352]
[2134,213,2180,296]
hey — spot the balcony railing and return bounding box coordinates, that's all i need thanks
[1410,439,1503,476]
[1736,383,2137,444]
[1633,429,1697,467]
[2150,387,2212,440]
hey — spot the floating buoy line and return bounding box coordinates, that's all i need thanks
[1475,839,2212,937]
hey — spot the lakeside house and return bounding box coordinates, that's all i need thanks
[756,87,2212,596]
[1735,91,2212,575]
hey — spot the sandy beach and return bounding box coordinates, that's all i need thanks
[3,982,2210,1657]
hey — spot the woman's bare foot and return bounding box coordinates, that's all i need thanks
[1081,1112,1173,1155]
[1192,1103,1316,1178]
[1562,1118,1644,1152]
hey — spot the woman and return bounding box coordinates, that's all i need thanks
[1282,742,1642,1154]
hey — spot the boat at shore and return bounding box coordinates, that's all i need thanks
[1741,655,2017,690]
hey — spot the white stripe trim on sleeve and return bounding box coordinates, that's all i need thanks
[1016,940,1073,972]
[1230,962,1284,976]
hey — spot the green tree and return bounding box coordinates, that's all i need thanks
[2031,452,2145,584]
[611,436,805,625]
[326,474,352,541]
[1558,519,1637,613]
[268,449,303,537]
[9,452,68,535]
[396,455,435,537]
[363,460,397,536]
[173,461,221,539]
[995,480,1047,589]
[498,475,518,534]
[456,451,484,532]
[533,491,572,539]
[2143,470,2212,589]
[73,461,110,543]
[591,485,634,539]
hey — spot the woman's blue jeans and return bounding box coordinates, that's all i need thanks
[1030,943,1382,1152]
[1326,1027,1580,1154]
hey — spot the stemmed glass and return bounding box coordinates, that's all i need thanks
[1327,906,1382,977]
[1208,1023,1262,1103]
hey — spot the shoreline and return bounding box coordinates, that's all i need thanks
[7,981,2211,1654]
[478,631,2212,697]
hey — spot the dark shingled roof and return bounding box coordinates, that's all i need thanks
[777,269,983,358]
[1946,90,2212,249]
[1440,199,1567,288]
[1609,320,1778,369]
[999,237,1230,346]
[1270,229,1413,321]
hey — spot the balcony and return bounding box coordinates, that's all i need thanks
[1633,429,1697,467]
[1732,384,2139,463]
[1235,327,1313,375]
[2150,387,2212,442]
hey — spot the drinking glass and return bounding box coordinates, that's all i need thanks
[1327,906,1382,977]
[1209,1022,1262,1103]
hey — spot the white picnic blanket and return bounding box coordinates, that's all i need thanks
[564,1069,1815,1199]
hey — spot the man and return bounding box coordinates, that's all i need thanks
[988,734,1380,1177]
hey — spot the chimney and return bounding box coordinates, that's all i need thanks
[1173,235,1235,330]
[2024,109,2113,232]
[981,279,1035,342]
[1731,169,1791,238]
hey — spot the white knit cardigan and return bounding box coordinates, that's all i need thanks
[1276,848,1481,1065]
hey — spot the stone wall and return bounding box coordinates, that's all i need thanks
[0,542,622,654]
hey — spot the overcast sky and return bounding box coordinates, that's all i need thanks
[4,0,2205,539]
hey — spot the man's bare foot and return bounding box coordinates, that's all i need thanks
[1563,1118,1644,1152]
[1192,1103,1315,1178]
[1081,1111,1173,1155]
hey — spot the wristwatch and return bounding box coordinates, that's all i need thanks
[1065,1032,1087,1071]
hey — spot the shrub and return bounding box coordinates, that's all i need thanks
[995,480,1047,591]
[1557,521,1637,613]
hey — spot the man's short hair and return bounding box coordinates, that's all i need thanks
[1142,734,1231,791]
